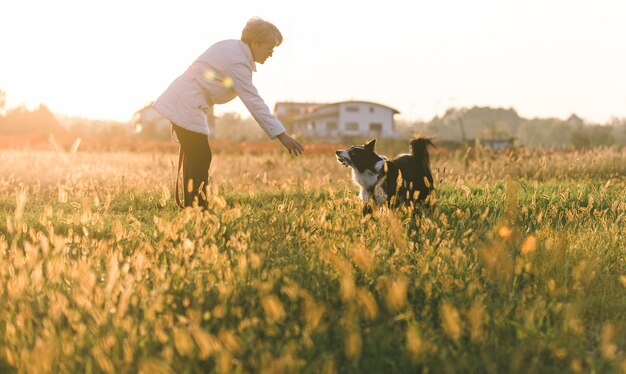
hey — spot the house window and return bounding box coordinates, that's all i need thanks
[307,122,315,131]
[369,106,374,113]
[346,122,359,131]
[327,122,337,130]
[346,106,359,113]
[370,123,382,133]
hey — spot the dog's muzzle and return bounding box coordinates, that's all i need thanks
[335,151,351,167]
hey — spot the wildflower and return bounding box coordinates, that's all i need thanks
[356,288,379,319]
[600,323,618,360]
[405,325,424,359]
[190,327,220,359]
[340,276,355,301]
[498,225,512,239]
[467,302,484,342]
[520,235,537,255]
[440,302,462,340]
[302,298,325,331]
[172,327,195,357]
[138,359,173,374]
[385,279,408,311]
[262,295,286,322]
[344,331,362,360]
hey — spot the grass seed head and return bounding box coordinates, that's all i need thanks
[440,302,462,340]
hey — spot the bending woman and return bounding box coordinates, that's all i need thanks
[153,17,304,209]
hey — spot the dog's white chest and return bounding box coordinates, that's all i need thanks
[352,169,379,190]
[352,160,387,204]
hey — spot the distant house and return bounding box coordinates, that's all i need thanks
[133,103,172,138]
[133,103,216,138]
[275,101,400,139]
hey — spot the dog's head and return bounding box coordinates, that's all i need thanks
[335,139,383,173]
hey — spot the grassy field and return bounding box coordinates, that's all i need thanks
[0,145,625,373]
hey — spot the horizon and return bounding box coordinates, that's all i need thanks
[38,102,609,127]
[1,0,625,125]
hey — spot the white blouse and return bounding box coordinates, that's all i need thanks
[153,39,285,138]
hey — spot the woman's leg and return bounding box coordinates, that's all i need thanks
[172,124,212,209]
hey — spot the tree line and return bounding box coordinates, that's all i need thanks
[2,89,625,149]
[0,89,130,139]
[422,107,626,149]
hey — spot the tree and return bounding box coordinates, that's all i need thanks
[515,118,577,148]
[0,104,65,135]
[428,106,522,141]
[571,124,616,149]
[481,121,511,140]
[427,107,467,141]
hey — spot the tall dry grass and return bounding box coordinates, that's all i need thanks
[0,145,625,373]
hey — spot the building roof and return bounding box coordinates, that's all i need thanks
[274,100,400,115]
[274,101,320,112]
[331,100,400,115]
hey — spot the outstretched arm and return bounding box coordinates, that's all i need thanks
[228,63,304,156]
[276,132,304,156]
[229,63,286,139]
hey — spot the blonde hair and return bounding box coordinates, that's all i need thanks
[241,17,283,46]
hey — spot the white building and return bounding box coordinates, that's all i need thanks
[275,101,400,139]
[133,103,171,137]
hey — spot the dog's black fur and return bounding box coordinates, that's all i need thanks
[336,137,435,214]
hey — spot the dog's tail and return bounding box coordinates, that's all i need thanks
[410,137,435,167]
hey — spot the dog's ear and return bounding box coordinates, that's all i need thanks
[364,139,376,151]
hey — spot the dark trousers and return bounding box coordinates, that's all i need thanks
[172,124,212,209]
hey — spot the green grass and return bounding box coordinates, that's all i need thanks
[0,149,625,373]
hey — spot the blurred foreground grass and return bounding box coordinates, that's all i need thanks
[0,147,625,373]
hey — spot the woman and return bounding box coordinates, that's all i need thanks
[153,17,304,209]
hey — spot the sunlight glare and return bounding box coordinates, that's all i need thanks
[223,77,233,89]
[203,71,216,81]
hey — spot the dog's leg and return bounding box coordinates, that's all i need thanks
[359,187,371,201]
[358,187,373,216]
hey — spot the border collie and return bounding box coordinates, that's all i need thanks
[336,137,435,214]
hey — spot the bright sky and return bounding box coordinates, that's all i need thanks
[1,0,625,124]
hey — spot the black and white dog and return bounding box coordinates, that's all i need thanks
[336,137,435,214]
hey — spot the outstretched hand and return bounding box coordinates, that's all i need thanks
[276,132,304,156]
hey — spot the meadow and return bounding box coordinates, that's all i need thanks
[0,143,625,373]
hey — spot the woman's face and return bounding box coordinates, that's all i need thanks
[250,40,277,64]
